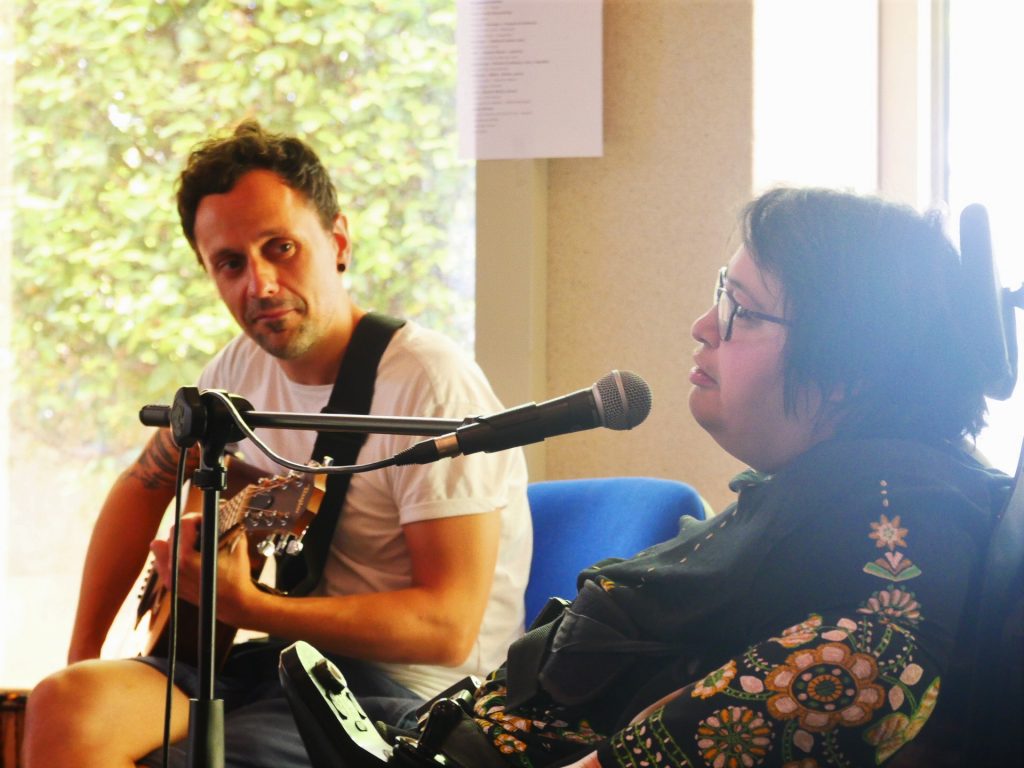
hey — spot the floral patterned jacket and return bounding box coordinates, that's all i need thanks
[469,438,1010,768]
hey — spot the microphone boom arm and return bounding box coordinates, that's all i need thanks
[140,387,472,475]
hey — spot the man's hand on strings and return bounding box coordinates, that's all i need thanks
[149,512,258,626]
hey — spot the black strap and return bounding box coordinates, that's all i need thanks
[275,312,406,595]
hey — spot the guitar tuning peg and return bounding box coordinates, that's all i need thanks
[274,534,303,556]
[257,538,278,558]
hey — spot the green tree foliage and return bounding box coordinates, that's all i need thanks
[11,0,473,465]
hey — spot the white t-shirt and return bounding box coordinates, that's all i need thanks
[197,320,532,698]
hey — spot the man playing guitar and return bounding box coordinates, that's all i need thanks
[23,121,532,768]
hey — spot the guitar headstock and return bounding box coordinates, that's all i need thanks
[222,471,323,558]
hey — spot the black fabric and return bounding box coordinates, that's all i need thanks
[506,439,1009,731]
[505,611,561,709]
[504,596,572,708]
[275,312,406,595]
[457,438,1013,767]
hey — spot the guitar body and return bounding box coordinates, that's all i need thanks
[137,580,242,670]
[134,459,323,669]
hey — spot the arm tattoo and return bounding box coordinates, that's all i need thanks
[126,430,197,490]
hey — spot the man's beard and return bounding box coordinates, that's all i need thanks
[245,298,315,360]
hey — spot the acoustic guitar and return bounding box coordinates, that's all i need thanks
[134,459,323,668]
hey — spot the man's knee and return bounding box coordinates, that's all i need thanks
[27,661,120,737]
[27,659,176,743]
[24,659,187,767]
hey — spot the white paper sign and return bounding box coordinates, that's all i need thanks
[457,0,603,160]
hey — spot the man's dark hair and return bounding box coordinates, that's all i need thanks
[742,187,988,442]
[176,120,340,260]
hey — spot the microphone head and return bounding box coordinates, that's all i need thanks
[593,370,652,430]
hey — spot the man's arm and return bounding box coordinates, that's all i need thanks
[67,428,193,663]
[152,507,503,666]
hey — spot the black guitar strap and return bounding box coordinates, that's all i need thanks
[275,312,406,595]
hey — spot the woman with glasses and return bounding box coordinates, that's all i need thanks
[320,187,1012,768]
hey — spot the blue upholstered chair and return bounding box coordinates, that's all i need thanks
[524,477,706,626]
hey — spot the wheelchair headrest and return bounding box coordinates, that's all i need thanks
[959,204,1021,401]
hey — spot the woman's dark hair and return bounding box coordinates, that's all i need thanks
[176,120,340,260]
[742,187,988,442]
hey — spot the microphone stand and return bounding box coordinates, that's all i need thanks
[163,387,244,768]
[152,387,462,768]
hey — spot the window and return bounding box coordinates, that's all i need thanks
[946,0,1024,473]
[753,0,879,193]
[754,0,1023,475]
[1,0,472,688]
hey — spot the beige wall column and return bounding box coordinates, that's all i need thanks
[475,160,549,476]
[546,0,753,513]
[878,0,940,209]
[476,1,754,512]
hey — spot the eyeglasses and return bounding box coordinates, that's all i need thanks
[714,266,789,341]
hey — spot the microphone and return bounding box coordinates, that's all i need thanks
[393,370,651,466]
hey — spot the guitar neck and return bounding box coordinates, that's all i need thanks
[217,488,252,537]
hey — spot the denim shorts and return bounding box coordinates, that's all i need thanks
[135,638,422,768]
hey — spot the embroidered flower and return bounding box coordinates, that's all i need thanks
[492,711,533,732]
[741,676,765,694]
[693,660,737,699]
[472,686,507,718]
[479,703,505,717]
[695,706,774,767]
[765,643,886,732]
[900,664,923,685]
[869,514,908,551]
[864,680,940,763]
[865,713,912,763]
[864,554,922,582]
[772,615,823,648]
[883,551,913,574]
[792,729,814,753]
[613,709,698,767]
[857,588,922,626]
[888,685,905,710]
[493,732,527,754]
[821,617,858,642]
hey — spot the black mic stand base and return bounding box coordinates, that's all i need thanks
[187,699,224,767]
